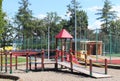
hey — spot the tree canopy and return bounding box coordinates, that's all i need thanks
[15,0,33,38]
[96,0,117,34]
[0,0,7,35]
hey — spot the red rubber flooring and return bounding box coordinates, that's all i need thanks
[93,59,120,64]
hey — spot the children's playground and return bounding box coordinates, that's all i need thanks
[0,29,120,81]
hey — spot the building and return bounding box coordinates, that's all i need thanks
[72,40,103,55]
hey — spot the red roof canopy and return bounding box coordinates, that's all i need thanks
[55,29,73,39]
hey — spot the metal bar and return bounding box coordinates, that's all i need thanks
[74,0,77,51]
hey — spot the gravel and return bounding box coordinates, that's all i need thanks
[0,59,120,81]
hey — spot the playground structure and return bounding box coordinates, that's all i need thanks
[0,48,111,78]
[79,41,103,55]
[0,29,113,78]
[0,50,44,73]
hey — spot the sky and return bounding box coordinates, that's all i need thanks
[2,0,120,29]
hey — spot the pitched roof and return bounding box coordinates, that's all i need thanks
[55,29,73,39]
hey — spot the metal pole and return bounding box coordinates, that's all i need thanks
[96,28,98,62]
[48,26,50,60]
[74,0,77,51]
[109,30,112,63]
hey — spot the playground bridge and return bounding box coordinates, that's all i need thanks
[0,49,112,78]
[58,61,111,78]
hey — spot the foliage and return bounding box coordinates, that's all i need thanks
[66,0,88,39]
[0,0,14,50]
[14,0,33,38]
[0,0,7,37]
[44,12,62,39]
[110,19,120,36]
[96,0,117,34]
[1,22,14,47]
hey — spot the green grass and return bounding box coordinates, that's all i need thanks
[0,56,26,64]
[105,54,120,57]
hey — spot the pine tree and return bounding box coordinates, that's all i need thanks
[96,0,117,34]
[15,0,33,38]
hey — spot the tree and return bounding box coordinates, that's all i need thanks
[96,0,117,34]
[14,0,34,49]
[59,19,69,29]
[77,10,88,39]
[31,18,46,37]
[0,0,9,50]
[0,0,7,35]
[66,0,88,39]
[1,21,14,48]
[15,0,33,39]
[44,12,61,37]
[44,12,62,49]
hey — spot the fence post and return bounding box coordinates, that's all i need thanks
[70,49,73,73]
[105,59,107,74]
[15,55,18,70]
[55,49,58,70]
[35,54,37,70]
[26,53,29,73]
[29,56,31,70]
[5,52,7,72]
[61,50,63,69]
[89,59,92,76]
[85,54,87,68]
[41,49,44,71]
[10,52,12,74]
[1,52,3,71]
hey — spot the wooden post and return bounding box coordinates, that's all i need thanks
[15,55,18,70]
[61,39,63,62]
[85,54,87,68]
[1,53,3,71]
[55,49,58,70]
[70,49,73,72]
[55,38,58,49]
[89,59,92,76]
[64,39,67,53]
[61,50,64,62]
[70,39,72,50]
[10,53,12,74]
[26,53,28,73]
[5,52,7,72]
[105,59,107,74]
[29,56,31,70]
[35,54,37,70]
[41,49,44,71]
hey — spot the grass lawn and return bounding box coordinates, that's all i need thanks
[0,56,26,64]
[105,53,120,57]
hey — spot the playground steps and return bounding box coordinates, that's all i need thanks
[58,61,112,78]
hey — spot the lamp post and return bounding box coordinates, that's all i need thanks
[48,26,50,60]
[96,28,98,62]
[74,0,77,51]
[109,30,112,63]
